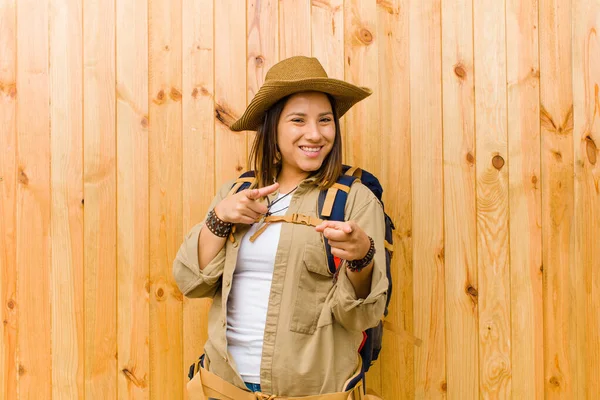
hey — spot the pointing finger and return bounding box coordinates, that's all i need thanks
[255,182,280,198]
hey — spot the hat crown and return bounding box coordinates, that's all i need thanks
[265,56,328,82]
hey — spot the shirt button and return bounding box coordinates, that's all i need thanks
[232,241,239,248]
[223,356,228,363]
[225,279,231,287]
[222,319,226,328]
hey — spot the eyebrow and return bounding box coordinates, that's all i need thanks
[285,111,333,118]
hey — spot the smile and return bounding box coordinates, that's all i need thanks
[299,146,322,153]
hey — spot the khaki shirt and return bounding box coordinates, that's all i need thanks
[173,176,388,397]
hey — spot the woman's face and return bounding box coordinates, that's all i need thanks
[276,91,336,179]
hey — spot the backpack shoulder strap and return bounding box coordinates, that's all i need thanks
[228,170,256,196]
[319,168,360,274]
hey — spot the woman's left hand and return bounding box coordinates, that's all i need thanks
[315,220,371,261]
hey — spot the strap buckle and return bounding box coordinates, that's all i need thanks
[291,213,311,225]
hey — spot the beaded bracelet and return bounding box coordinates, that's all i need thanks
[346,236,376,272]
[205,209,233,238]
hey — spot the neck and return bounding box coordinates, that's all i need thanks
[277,167,310,193]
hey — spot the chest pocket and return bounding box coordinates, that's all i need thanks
[290,243,333,334]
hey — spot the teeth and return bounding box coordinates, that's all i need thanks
[300,146,320,152]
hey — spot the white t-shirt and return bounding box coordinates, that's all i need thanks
[226,193,292,384]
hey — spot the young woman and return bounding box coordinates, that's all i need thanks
[174,56,388,400]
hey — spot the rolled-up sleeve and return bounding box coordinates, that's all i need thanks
[330,184,388,332]
[172,181,233,298]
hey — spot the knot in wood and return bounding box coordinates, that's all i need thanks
[255,56,265,66]
[358,28,373,44]
[585,136,597,165]
[7,300,15,309]
[170,87,182,102]
[454,64,467,80]
[492,155,505,170]
[466,152,475,164]
[18,169,29,185]
[466,286,478,297]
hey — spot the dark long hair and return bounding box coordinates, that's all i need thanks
[249,93,342,190]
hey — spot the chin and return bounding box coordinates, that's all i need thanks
[298,160,325,172]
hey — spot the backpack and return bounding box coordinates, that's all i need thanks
[229,165,395,381]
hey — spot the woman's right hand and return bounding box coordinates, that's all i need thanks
[213,182,280,225]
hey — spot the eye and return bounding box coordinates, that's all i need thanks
[291,118,304,123]
[320,117,332,123]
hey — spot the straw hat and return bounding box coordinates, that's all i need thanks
[230,56,372,132]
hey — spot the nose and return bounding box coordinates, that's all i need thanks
[304,120,322,141]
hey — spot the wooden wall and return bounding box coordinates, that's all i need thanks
[1,0,599,398]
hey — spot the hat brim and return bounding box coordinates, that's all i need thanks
[230,78,372,132]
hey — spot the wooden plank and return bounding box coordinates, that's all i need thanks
[312,0,345,157]
[0,1,17,398]
[312,0,343,80]
[247,0,278,157]
[182,0,214,396]
[376,1,413,399]
[16,0,52,398]
[215,0,247,184]
[116,0,150,396]
[279,0,311,58]
[344,0,380,173]
[148,0,184,397]
[408,0,446,397]
[506,0,544,398]
[83,0,117,397]
[572,0,600,397]
[539,0,577,397]
[473,0,511,397]
[49,0,85,397]
[441,0,479,397]
[344,3,380,391]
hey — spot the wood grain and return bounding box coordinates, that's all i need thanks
[116,0,150,397]
[247,0,278,159]
[376,0,413,398]
[441,0,479,397]
[312,0,345,154]
[572,0,600,397]
[0,1,17,398]
[215,0,247,184]
[343,0,381,388]
[409,0,446,397]
[473,0,511,397]
[312,0,344,80]
[16,1,52,398]
[182,0,214,397]
[540,0,577,397]
[149,0,184,397]
[83,0,117,397]
[506,0,544,398]
[50,0,85,397]
[344,0,380,176]
[279,0,311,58]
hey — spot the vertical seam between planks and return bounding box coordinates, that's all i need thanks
[439,0,448,394]
[471,0,481,395]
[14,0,20,397]
[81,0,86,396]
[114,0,119,395]
[503,0,513,396]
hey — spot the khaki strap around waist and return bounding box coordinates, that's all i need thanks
[195,366,364,400]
